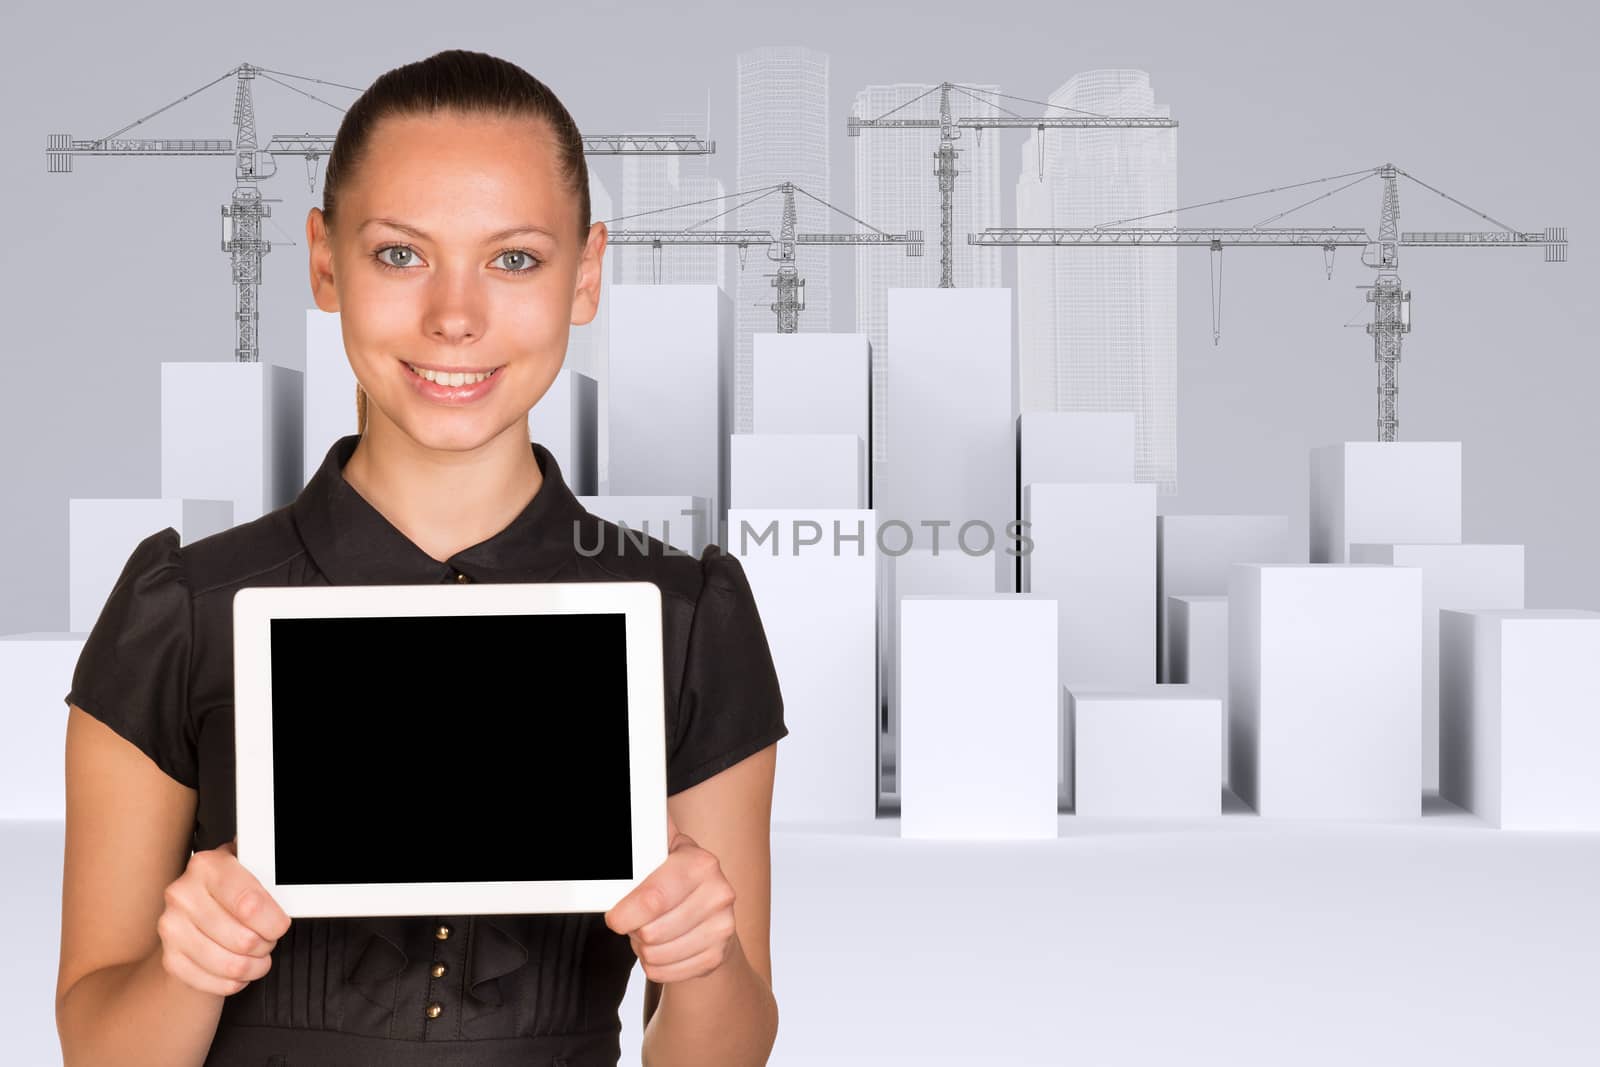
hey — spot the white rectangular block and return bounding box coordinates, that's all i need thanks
[886,288,1016,592]
[1157,514,1290,682]
[881,546,998,786]
[1168,594,1230,784]
[1017,411,1136,487]
[1230,565,1423,819]
[303,309,358,486]
[607,285,732,539]
[1439,609,1600,830]
[530,368,599,495]
[731,509,878,824]
[899,595,1059,839]
[752,332,871,450]
[162,360,304,524]
[730,433,865,508]
[68,500,233,632]
[1310,443,1461,563]
[1068,684,1222,817]
[567,169,613,489]
[577,496,709,558]
[1,633,85,819]
[1350,543,1525,793]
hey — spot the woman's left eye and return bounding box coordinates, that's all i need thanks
[494,249,542,273]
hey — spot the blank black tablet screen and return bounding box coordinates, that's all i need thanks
[267,612,634,885]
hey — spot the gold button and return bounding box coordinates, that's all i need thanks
[426,1002,442,1019]
[435,923,451,941]
[431,962,447,978]
[455,572,470,583]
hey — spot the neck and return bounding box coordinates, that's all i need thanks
[340,415,544,564]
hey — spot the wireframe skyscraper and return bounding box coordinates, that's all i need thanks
[1017,69,1178,490]
[735,46,831,433]
[851,82,1004,497]
[617,104,728,289]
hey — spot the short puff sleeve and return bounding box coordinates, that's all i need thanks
[667,545,789,795]
[64,527,198,788]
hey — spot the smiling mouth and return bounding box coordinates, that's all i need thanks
[402,361,504,387]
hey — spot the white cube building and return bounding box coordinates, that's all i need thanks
[899,595,1059,840]
[1156,514,1290,682]
[68,500,232,633]
[1350,543,1525,793]
[1068,683,1222,817]
[1230,564,1423,819]
[1,634,85,819]
[1439,608,1600,830]
[162,359,304,524]
[731,509,877,824]
[303,308,359,485]
[1167,594,1230,784]
[1309,442,1461,563]
[529,368,598,495]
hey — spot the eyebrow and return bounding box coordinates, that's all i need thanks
[359,217,558,244]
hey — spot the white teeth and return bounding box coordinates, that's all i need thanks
[407,363,493,387]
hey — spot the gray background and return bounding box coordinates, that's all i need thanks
[2,0,1595,634]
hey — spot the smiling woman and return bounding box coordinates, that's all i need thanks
[56,48,785,1067]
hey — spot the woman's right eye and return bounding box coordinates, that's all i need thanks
[373,245,419,271]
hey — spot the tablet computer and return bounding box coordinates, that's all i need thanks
[232,580,667,917]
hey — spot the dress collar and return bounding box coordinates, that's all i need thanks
[290,433,584,585]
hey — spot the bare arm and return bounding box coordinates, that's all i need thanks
[56,705,225,1066]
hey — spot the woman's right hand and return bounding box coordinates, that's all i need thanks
[156,838,293,996]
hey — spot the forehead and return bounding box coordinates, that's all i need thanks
[351,110,569,217]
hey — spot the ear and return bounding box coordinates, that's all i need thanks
[570,221,608,327]
[307,207,340,313]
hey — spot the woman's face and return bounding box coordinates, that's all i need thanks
[307,109,606,453]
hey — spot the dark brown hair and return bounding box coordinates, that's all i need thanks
[323,49,591,432]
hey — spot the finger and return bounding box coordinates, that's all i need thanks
[605,857,698,935]
[201,850,292,942]
[158,906,274,989]
[635,874,735,949]
[159,939,254,997]
[638,942,729,985]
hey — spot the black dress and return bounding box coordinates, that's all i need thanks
[64,433,789,1066]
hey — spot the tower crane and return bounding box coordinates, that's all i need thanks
[46,62,717,365]
[848,82,1178,288]
[972,163,1567,441]
[604,181,923,332]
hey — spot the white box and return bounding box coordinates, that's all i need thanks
[730,433,865,509]
[1310,443,1461,563]
[1350,544,1525,793]
[68,500,233,632]
[899,595,1059,840]
[567,169,613,490]
[576,495,709,558]
[751,332,871,450]
[1068,683,1222,817]
[607,285,732,537]
[1439,609,1600,830]
[303,309,359,486]
[1157,514,1290,682]
[1017,411,1135,487]
[885,288,1016,592]
[162,360,304,524]
[529,368,598,495]
[1230,564,1423,819]
[0,633,85,819]
[1168,594,1230,784]
[881,546,997,784]
[731,509,878,824]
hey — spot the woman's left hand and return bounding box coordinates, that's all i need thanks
[604,811,740,983]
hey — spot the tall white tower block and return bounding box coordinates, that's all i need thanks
[1230,564,1423,819]
[1350,544,1525,793]
[162,360,304,524]
[68,501,232,632]
[1309,443,1461,563]
[730,433,865,509]
[576,496,709,559]
[1156,515,1290,682]
[751,334,871,457]
[607,285,733,537]
[303,309,358,486]
[899,595,1059,840]
[1439,608,1600,830]
[1068,683,1222,817]
[530,368,598,496]
[2,634,85,818]
[730,509,877,824]
[885,288,1016,592]
[1168,594,1230,783]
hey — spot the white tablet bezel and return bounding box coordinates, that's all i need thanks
[232,580,667,917]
